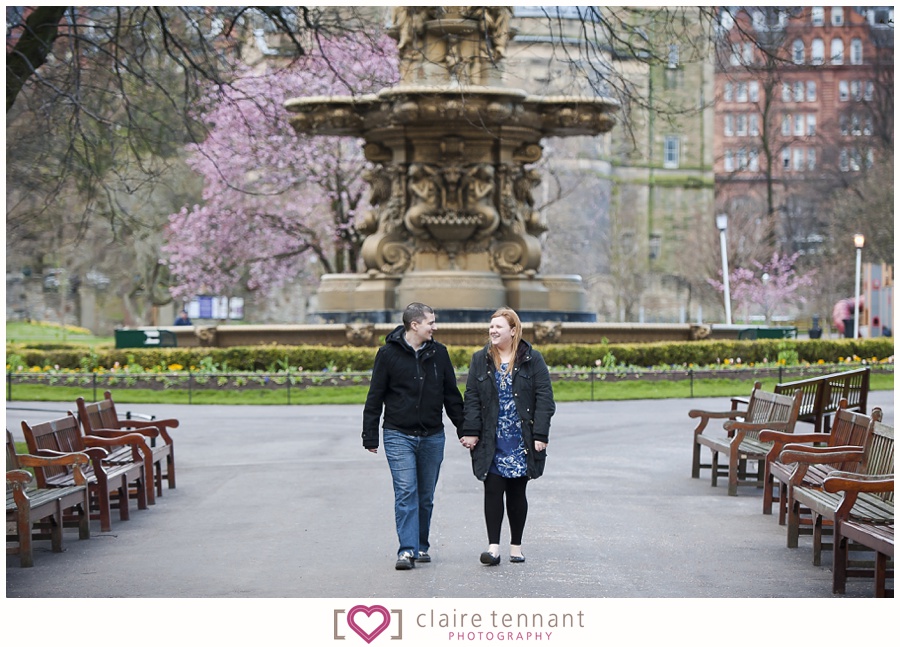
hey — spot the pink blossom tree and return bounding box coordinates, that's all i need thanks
[708,251,817,324]
[163,36,398,300]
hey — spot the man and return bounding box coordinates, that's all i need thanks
[363,302,464,570]
[174,310,192,325]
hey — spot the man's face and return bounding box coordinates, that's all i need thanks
[411,314,437,344]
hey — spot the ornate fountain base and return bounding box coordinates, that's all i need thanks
[311,271,596,323]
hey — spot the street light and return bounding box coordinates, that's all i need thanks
[716,213,732,325]
[853,233,865,338]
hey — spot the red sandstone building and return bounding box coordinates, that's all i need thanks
[714,6,893,258]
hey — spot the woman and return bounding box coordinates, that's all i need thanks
[459,307,556,565]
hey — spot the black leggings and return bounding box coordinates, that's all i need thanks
[483,472,529,545]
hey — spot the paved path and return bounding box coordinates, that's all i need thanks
[6,392,893,600]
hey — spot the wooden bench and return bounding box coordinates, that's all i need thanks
[779,416,892,566]
[689,381,802,496]
[7,429,91,567]
[77,391,178,505]
[760,399,878,523]
[734,367,869,435]
[822,471,893,597]
[22,413,150,533]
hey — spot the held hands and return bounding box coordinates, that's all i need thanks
[459,437,547,452]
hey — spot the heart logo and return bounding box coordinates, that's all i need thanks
[347,605,391,644]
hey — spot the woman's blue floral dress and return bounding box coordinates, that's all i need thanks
[490,363,527,478]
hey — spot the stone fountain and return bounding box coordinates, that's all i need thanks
[285,6,618,323]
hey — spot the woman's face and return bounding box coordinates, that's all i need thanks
[489,316,515,350]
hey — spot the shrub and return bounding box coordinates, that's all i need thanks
[5,338,893,372]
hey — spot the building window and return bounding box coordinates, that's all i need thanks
[793,148,804,170]
[663,136,680,168]
[751,10,765,31]
[724,149,734,172]
[811,38,824,65]
[850,149,861,171]
[864,81,874,101]
[782,114,791,136]
[851,114,861,135]
[807,81,817,102]
[723,82,733,102]
[667,44,679,69]
[737,147,748,170]
[738,113,749,136]
[749,113,759,136]
[736,82,748,102]
[782,147,791,170]
[748,81,759,103]
[730,43,741,67]
[831,38,844,65]
[812,7,824,26]
[850,38,863,64]
[863,116,873,136]
[807,148,816,170]
[866,148,874,168]
[839,80,849,101]
[840,114,849,135]
[742,42,754,65]
[792,39,805,64]
[724,114,734,136]
[840,148,849,171]
[832,7,843,26]
[806,114,816,136]
[793,82,804,102]
[851,80,862,101]
[749,148,759,171]
[794,114,805,137]
[782,82,791,103]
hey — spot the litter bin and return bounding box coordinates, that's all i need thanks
[115,329,178,348]
[842,318,855,339]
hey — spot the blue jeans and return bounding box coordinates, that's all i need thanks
[383,429,445,557]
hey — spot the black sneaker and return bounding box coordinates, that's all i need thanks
[395,553,415,570]
[416,551,431,563]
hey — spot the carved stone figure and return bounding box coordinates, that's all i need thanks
[533,321,562,344]
[345,323,376,346]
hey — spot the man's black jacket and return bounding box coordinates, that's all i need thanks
[362,324,464,449]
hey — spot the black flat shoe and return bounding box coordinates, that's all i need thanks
[480,551,501,566]
[510,555,525,563]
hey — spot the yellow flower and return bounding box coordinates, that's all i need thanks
[168,363,184,371]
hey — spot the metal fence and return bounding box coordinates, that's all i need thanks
[7,363,890,404]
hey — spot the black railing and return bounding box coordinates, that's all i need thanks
[6,363,890,404]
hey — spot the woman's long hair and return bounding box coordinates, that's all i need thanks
[488,307,522,376]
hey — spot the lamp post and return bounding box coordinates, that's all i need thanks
[716,213,732,325]
[853,233,865,338]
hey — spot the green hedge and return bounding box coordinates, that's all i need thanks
[5,338,893,372]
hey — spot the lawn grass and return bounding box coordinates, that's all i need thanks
[6,372,892,405]
[6,320,113,346]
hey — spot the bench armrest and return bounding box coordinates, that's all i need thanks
[15,451,91,485]
[823,471,894,494]
[688,409,745,436]
[82,432,152,462]
[760,430,830,461]
[779,445,866,464]
[89,426,159,440]
[6,469,33,487]
[724,420,791,434]
[119,419,176,444]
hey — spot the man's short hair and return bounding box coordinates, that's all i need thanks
[402,302,434,330]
